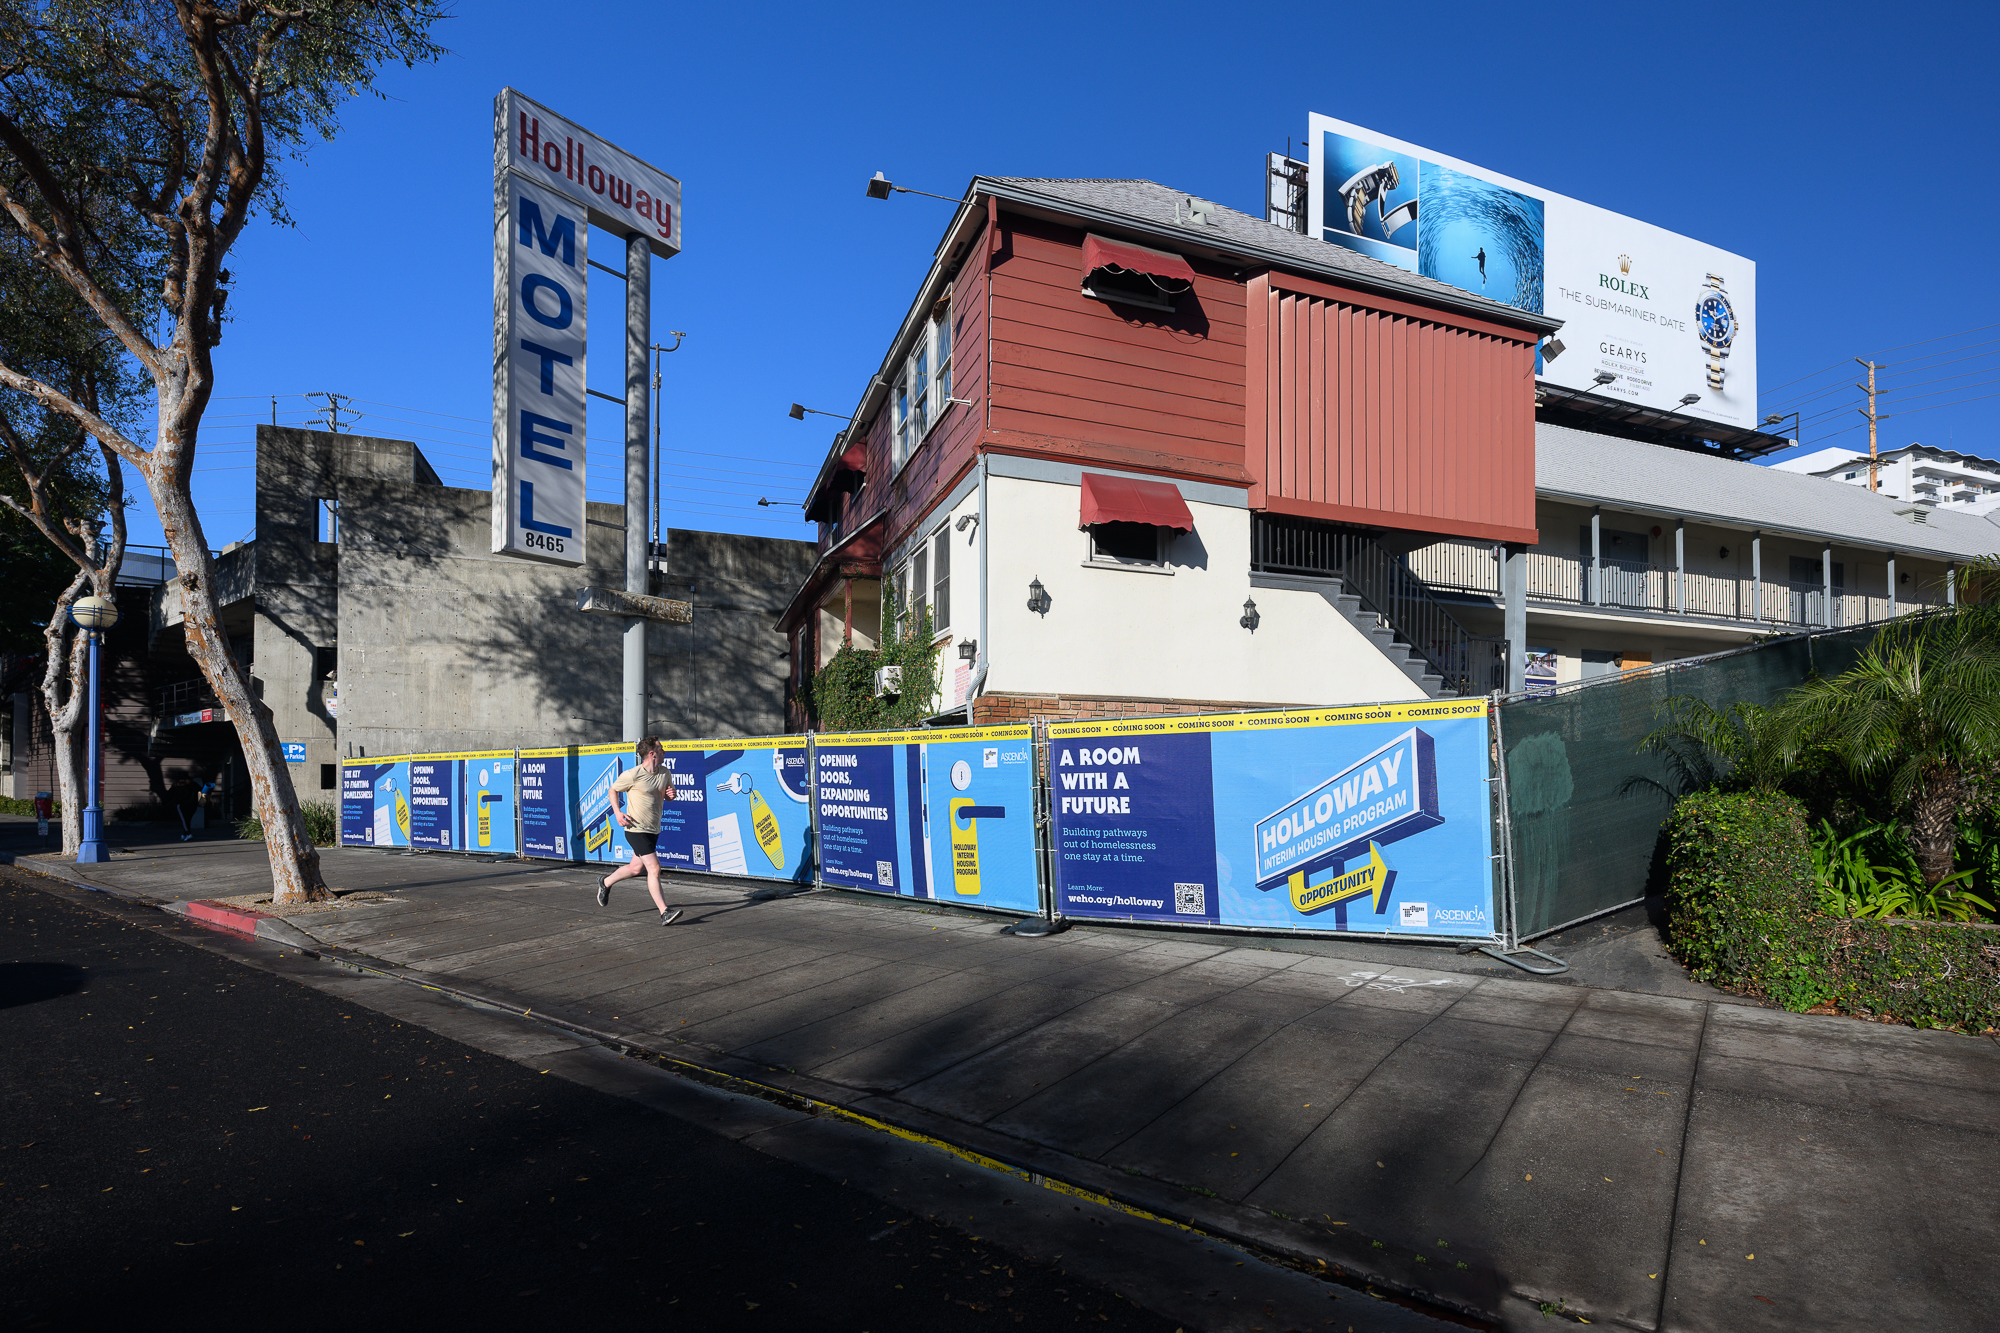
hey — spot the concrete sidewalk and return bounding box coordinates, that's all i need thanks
[10,818,1999,1331]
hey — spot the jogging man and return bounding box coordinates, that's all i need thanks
[596,736,683,925]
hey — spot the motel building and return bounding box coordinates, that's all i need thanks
[780,178,2000,725]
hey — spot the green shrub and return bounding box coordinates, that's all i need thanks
[1666,790,2000,1031]
[235,802,339,847]
[1811,819,1995,922]
[1665,790,1825,1010]
[0,795,58,817]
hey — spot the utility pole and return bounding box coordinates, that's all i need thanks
[1854,359,1885,491]
[307,392,358,434]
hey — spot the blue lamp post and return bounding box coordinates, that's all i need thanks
[69,593,119,863]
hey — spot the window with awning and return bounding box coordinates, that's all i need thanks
[1079,472,1194,569]
[1080,233,1195,313]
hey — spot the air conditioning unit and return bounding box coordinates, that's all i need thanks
[873,665,903,698]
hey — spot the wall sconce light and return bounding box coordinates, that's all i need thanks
[957,640,978,660]
[1026,577,1051,615]
[1900,572,1911,584]
[1718,546,1729,559]
[1239,597,1260,631]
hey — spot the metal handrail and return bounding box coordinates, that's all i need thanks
[1253,516,1506,696]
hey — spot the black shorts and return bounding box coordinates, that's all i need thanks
[626,831,659,858]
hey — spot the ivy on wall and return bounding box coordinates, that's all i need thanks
[807,592,942,732]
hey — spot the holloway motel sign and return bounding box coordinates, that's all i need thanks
[1252,727,1443,915]
[490,88,681,565]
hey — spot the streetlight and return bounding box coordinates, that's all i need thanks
[864,171,965,204]
[788,403,853,423]
[68,593,119,864]
[1761,411,1802,443]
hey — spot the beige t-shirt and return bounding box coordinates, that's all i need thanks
[611,765,676,834]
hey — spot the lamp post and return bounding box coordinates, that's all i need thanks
[1760,411,1802,444]
[68,593,120,864]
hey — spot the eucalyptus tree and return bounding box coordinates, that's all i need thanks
[0,0,446,901]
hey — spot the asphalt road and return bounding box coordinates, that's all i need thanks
[0,869,1178,1331]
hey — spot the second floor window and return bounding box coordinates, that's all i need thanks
[890,291,953,475]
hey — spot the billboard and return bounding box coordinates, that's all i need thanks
[1307,113,1756,429]
[1049,700,1499,940]
[813,726,1040,915]
[490,89,682,567]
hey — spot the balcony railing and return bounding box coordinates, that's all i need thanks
[1406,539,1946,630]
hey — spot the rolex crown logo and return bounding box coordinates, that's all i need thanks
[1617,254,1632,274]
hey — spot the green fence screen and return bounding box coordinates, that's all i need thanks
[1498,625,1877,941]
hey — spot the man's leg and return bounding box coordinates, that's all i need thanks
[641,856,669,914]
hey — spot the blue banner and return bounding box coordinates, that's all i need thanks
[813,726,1039,915]
[339,761,389,845]
[1049,701,1497,939]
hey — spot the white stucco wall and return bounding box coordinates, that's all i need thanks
[982,474,1423,707]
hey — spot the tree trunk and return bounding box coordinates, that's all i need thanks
[152,475,328,905]
[38,574,88,856]
[1906,765,1962,887]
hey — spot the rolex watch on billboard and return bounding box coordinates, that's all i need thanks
[1695,273,1737,392]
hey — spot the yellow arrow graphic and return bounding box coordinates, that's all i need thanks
[1289,842,1392,916]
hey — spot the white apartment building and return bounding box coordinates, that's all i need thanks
[1772,443,2000,517]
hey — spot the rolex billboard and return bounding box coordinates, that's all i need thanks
[1306,113,1755,431]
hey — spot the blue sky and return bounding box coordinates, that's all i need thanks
[115,0,2000,554]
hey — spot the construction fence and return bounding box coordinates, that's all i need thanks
[336,623,1882,954]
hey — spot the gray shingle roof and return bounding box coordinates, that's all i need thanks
[1537,422,2000,559]
[982,177,1558,335]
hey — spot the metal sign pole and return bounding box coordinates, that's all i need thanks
[623,232,650,742]
[808,731,822,893]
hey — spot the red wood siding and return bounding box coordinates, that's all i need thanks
[1244,272,1539,546]
[986,216,1248,486]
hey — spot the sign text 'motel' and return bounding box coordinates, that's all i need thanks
[491,89,680,567]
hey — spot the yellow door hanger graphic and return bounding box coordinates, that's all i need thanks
[949,799,1007,896]
[1289,842,1394,916]
[717,772,786,870]
[390,780,411,839]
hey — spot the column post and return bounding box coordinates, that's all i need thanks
[623,230,651,742]
[1504,543,1527,694]
[1751,531,1762,623]
[1822,542,1834,627]
[1674,518,1685,615]
[1590,506,1602,605]
[1887,550,1898,619]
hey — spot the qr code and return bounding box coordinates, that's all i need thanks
[1174,882,1206,915]
[877,860,895,887]
[692,844,706,867]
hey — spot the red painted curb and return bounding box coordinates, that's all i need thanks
[185,899,270,938]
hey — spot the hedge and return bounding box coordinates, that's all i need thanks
[1664,790,2000,1033]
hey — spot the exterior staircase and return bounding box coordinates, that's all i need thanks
[1252,516,1507,698]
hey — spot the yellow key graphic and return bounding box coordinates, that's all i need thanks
[391,781,411,839]
[748,789,785,870]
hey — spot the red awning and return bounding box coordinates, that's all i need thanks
[1079,472,1195,533]
[1080,233,1195,285]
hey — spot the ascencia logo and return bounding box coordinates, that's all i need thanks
[1434,907,1488,925]
[1599,272,1650,300]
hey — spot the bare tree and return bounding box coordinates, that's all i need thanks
[0,232,136,852]
[0,1,446,902]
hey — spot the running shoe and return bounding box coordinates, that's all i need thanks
[596,876,611,907]
[659,906,683,926]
